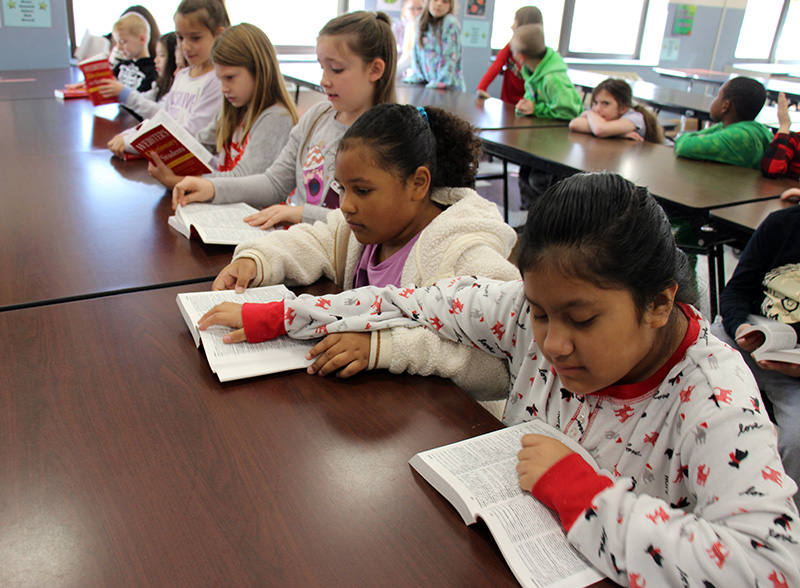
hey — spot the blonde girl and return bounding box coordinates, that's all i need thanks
[148,23,299,189]
[108,0,230,157]
[569,78,664,144]
[172,11,397,228]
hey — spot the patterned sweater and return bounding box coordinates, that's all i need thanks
[235,188,520,400]
[276,277,800,587]
[404,14,465,91]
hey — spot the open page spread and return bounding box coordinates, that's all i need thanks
[169,202,269,245]
[739,315,800,363]
[410,420,605,588]
[177,285,316,381]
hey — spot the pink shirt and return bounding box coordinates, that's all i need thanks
[353,233,422,288]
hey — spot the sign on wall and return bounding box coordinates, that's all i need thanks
[3,0,52,28]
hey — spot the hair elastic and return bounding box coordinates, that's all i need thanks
[416,106,429,125]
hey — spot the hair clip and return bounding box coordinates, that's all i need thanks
[416,106,429,125]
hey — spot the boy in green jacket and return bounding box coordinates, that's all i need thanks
[511,24,582,120]
[674,76,773,170]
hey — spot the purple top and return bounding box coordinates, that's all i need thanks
[353,233,423,288]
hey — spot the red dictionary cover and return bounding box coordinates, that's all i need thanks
[54,86,90,99]
[77,55,118,106]
[130,125,212,176]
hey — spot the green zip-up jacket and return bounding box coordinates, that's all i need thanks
[674,121,774,170]
[520,48,583,120]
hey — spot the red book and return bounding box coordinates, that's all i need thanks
[54,86,90,99]
[77,54,118,106]
[129,110,213,176]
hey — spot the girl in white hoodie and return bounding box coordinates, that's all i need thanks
[200,103,520,401]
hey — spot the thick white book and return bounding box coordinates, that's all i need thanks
[176,285,316,382]
[739,315,800,364]
[168,202,269,245]
[409,420,606,588]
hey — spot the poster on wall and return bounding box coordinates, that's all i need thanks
[465,0,486,18]
[462,20,489,48]
[673,4,695,36]
[3,0,51,28]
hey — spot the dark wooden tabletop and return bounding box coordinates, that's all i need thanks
[0,96,234,310]
[479,126,795,212]
[710,198,797,245]
[0,67,83,101]
[0,282,614,588]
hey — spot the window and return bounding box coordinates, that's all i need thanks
[70,1,350,53]
[734,0,800,63]
[489,0,663,62]
[563,0,648,59]
[734,0,784,60]
[489,0,564,52]
[775,0,800,62]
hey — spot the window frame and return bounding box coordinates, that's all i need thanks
[557,0,650,61]
[735,0,800,64]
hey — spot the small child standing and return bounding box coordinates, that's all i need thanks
[198,103,520,399]
[675,76,773,169]
[201,171,800,585]
[569,78,664,143]
[107,0,230,157]
[476,6,542,104]
[148,23,298,189]
[511,24,582,120]
[172,11,398,227]
[403,0,465,91]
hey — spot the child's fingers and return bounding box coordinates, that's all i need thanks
[222,328,246,344]
[197,302,243,330]
[172,184,185,210]
[336,358,368,378]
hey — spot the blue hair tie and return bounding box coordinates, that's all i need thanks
[416,106,429,125]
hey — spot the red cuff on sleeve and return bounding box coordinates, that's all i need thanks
[531,453,614,532]
[242,301,287,343]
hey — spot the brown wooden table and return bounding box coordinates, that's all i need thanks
[0,67,83,101]
[0,282,614,588]
[0,96,233,311]
[479,126,794,211]
[479,126,797,316]
[710,198,797,246]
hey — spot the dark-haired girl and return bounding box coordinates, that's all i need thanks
[569,78,664,144]
[201,171,799,585]
[198,103,519,400]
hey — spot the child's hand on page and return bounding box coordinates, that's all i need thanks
[97,79,124,98]
[108,133,127,158]
[756,359,800,378]
[735,323,765,352]
[517,434,575,492]
[305,333,371,377]
[172,177,215,210]
[148,152,183,189]
[197,301,246,344]
[212,259,257,293]
[780,187,800,204]
[244,204,304,230]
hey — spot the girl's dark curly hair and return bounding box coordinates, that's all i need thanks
[337,103,482,190]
